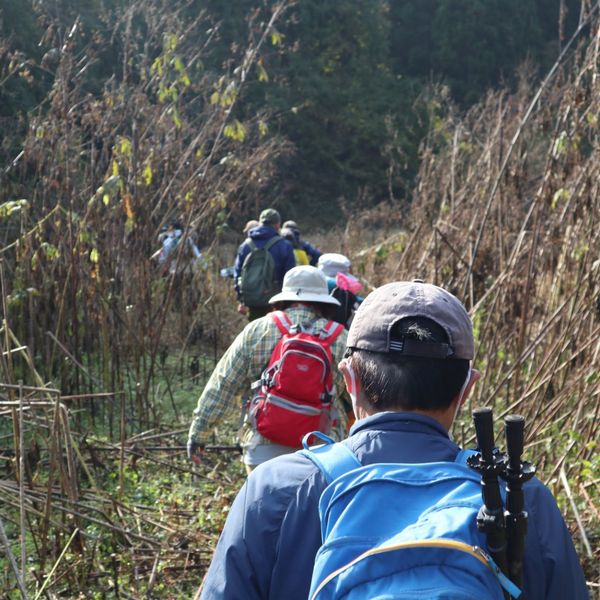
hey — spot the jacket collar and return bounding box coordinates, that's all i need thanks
[349,411,451,440]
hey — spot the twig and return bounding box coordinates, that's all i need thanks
[559,467,593,558]
[33,528,79,600]
[18,381,26,588]
[0,513,29,599]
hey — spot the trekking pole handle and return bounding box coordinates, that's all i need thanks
[504,415,524,472]
[473,407,495,461]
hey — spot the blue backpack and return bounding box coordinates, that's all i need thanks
[300,433,521,600]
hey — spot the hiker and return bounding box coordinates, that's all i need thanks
[243,219,260,235]
[317,252,363,329]
[281,226,310,265]
[152,220,202,276]
[234,208,296,321]
[195,281,588,600]
[187,265,349,474]
[220,220,262,279]
[282,220,322,266]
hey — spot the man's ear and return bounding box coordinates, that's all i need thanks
[339,359,358,398]
[447,369,481,432]
[457,368,481,407]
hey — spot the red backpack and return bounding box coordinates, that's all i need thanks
[249,311,344,448]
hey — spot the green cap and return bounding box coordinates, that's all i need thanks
[259,208,281,225]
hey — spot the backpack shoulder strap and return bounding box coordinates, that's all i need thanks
[300,432,362,484]
[263,235,281,251]
[270,310,293,335]
[319,320,345,342]
[246,238,257,252]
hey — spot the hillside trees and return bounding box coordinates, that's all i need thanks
[0,0,586,224]
[389,0,582,105]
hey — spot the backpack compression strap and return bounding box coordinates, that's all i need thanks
[300,431,361,484]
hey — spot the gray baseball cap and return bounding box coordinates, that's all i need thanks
[347,281,474,360]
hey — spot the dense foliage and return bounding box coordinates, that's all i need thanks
[0,0,583,222]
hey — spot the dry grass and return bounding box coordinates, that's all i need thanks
[1,1,600,597]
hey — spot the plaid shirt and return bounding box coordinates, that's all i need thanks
[188,306,348,444]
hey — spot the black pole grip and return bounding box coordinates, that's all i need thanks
[473,407,495,461]
[505,415,525,472]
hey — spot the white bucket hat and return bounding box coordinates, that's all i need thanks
[269,266,341,306]
[317,253,351,278]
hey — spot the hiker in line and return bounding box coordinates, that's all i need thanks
[282,220,322,266]
[195,281,588,600]
[317,252,363,329]
[243,219,260,235]
[234,208,296,321]
[187,266,348,474]
[281,226,310,265]
[220,220,261,279]
[151,220,202,276]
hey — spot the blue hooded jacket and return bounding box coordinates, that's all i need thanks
[233,225,296,301]
[199,412,589,600]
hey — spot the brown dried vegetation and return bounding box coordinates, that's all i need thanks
[1,1,599,597]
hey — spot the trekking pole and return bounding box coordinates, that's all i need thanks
[500,415,535,596]
[467,407,510,598]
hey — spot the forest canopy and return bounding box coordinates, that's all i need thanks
[0,0,583,223]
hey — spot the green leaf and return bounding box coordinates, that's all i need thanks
[90,248,99,263]
[170,108,182,129]
[551,188,569,209]
[119,137,133,158]
[150,57,163,76]
[375,245,388,259]
[41,243,59,261]
[552,131,567,158]
[0,199,29,219]
[270,30,283,46]
[143,164,153,186]
[173,56,185,73]
[257,62,269,83]
[586,112,597,127]
[165,33,178,52]
[223,120,246,142]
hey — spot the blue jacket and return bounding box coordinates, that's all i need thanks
[300,239,321,266]
[199,412,589,600]
[233,226,296,301]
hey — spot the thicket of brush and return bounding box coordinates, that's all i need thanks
[344,23,600,586]
[1,1,599,598]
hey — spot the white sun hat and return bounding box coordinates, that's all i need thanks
[269,266,341,306]
[317,253,351,277]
